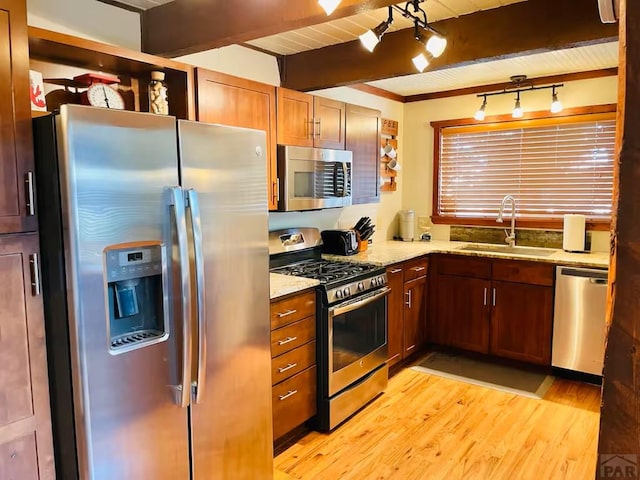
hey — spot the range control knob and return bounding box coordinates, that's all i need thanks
[336,290,343,300]
[357,282,364,292]
[343,287,351,297]
[370,278,378,287]
[378,276,385,285]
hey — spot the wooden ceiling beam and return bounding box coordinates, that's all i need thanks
[281,0,619,92]
[141,0,400,57]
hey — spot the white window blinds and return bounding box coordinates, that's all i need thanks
[437,114,616,222]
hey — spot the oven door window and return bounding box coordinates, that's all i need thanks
[331,294,386,373]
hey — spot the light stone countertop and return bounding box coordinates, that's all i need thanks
[322,240,610,269]
[271,239,609,299]
[270,273,319,300]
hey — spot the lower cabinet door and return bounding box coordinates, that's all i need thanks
[403,276,427,355]
[385,265,404,366]
[435,275,490,354]
[272,366,317,440]
[490,281,553,365]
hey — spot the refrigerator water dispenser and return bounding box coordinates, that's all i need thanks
[104,242,169,353]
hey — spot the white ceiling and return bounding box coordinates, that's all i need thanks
[247,0,525,55]
[367,42,620,96]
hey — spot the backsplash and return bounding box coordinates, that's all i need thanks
[450,226,593,250]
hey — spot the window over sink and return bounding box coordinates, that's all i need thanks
[431,105,616,230]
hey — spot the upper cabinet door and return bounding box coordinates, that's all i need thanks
[276,88,314,148]
[313,96,346,149]
[0,0,37,233]
[195,68,278,210]
[346,104,381,205]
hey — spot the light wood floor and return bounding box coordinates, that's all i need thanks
[274,366,601,480]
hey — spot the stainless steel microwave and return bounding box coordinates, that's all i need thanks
[276,145,353,211]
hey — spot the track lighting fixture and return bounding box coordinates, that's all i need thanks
[474,96,487,121]
[550,87,563,113]
[512,91,523,118]
[472,75,565,121]
[358,1,446,72]
[319,0,341,15]
[359,7,393,52]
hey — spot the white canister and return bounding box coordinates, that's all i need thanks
[563,214,586,252]
[399,210,415,241]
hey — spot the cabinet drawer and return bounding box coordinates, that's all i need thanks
[272,366,317,440]
[271,316,316,357]
[272,340,316,385]
[492,260,554,286]
[270,290,316,329]
[403,257,428,281]
[438,255,491,279]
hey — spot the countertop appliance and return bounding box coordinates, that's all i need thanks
[552,266,608,376]
[321,229,359,256]
[33,105,273,480]
[270,228,389,431]
[276,145,352,211]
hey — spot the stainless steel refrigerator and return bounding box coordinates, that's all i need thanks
[33,104,273,480]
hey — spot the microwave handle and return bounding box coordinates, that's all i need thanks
[333,162,349,197]
[340,162,349,197]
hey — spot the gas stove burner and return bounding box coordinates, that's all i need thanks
[271,259,379,284]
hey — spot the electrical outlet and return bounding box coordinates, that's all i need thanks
[418,216,430,230]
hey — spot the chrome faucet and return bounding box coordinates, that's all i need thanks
[496,195,517,247]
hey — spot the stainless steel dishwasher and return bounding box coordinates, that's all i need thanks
[552,266,608,376]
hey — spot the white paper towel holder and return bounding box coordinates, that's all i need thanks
[563,214,586,252]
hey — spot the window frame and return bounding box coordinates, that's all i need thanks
[430,104,617,231]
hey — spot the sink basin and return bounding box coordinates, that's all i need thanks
[457,244,557,257]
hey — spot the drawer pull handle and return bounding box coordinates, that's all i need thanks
[278,363,298,373]
[390,268,402,274]
[278,336,298,346]
[279,389,298,401]
[411,266,426,272]
[277,309,297,318]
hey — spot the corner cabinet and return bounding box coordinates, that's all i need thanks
[195,68,278,210]
[0,0,37,234]
[430,255,554,366]
[276,88,346,150]
[0,234,54,479]
[346,104,381,205]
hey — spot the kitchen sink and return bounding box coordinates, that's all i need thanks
[457,244,557,257]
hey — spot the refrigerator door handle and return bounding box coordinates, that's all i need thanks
[171,186,192,408]
[187,189,207,404]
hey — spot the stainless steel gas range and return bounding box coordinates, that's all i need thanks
[270,228,389,431]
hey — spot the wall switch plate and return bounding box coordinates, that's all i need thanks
[418,216,430,230]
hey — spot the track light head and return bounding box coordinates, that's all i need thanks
[474,96,487,121]
[359,7,393,52]
[412,53,430,72]
[426,34,447,57]
[550,88,563,113]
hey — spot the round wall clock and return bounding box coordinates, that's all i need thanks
[74,73,125,110]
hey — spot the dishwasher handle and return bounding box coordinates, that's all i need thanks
[559,267,608,281]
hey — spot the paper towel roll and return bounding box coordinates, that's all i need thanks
[563,214,586,252]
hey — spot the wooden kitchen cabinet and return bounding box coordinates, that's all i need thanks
[430,255,554,366]
[386,257,428,367]
[196,68,278,210]
[0,0,37,234]
[0,233,54,479]
[270,289,317,441]
[276,87,346,149]
[434,274,490,354]
[403,276,427,356]
[385,264,405,366]
[347,104,381,205]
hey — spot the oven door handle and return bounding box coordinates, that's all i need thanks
[330,287,391,317]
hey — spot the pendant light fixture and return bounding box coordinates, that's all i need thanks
[319,0,341,15]
[472,75,565,121]
[358,0,446,72]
